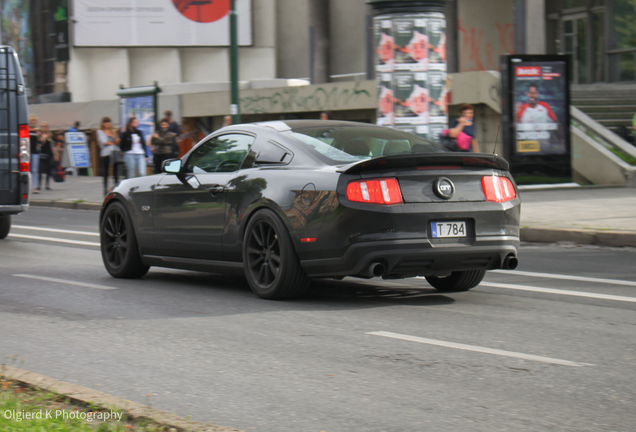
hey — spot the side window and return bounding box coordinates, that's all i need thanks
[185,134,255,173]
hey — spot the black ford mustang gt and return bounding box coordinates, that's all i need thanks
[100,120,520,299]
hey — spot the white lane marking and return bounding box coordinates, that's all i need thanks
[12,225,99,237]
[368,331,593,367]
[9,233,100,247]
[491,269,636,287]
[12,274,117,290]
[480,282,636,303]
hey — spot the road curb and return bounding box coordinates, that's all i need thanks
[30,199,102,211]
[520,227,636,248]
[0,365,243,432]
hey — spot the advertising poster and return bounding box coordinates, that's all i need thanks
[513,62,568,155]
[73,0,252,46]
[0,0,35,102]
[428,16,446,71]
[376,73,394,126]
[120,96,156,139]
[394,72,428,124]
[428,124,446,143]
[374,17,394,73]
[428,71,448,124]
[393,17,427,71]
[394,125,429,140]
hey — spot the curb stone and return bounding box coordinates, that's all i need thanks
[0,366,243,432]
[520,227,636,248]
[30,200,102,211]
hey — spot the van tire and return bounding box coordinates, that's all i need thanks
[0,215,11,239]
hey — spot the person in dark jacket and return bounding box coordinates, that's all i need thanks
[119,117,147,178]
[37,122,54,190]
[150,118,178,174]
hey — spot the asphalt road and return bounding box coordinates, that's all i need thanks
[1,207,635,432]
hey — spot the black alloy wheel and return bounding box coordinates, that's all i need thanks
[100,201,149,278]
[0,215,11,239]
[243,209,310,299]
[425,269,486,292]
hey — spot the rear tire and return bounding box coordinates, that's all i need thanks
[425,269,486,292]
[100,201,149,278]
[243,209,310,299]
[0,215,10,239]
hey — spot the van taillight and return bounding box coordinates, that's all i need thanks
[18,124,30,172]
[346,178,403,205]
[481,176,516,203]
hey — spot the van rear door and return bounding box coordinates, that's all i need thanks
[0,46,29,206]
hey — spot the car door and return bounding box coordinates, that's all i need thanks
[152,133,255,260]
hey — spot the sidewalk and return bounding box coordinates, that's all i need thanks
[30,175,636,247]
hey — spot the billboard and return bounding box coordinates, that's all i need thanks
[74,0,252,47]
[374,12,448,140]
[502,55,571,179]
[120,95,156,139]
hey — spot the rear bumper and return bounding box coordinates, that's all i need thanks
[0,204,28,215]
[300,235,519,278]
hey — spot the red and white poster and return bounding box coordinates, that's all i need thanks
[74,0,252,46]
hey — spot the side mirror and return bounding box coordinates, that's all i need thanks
[163,159,182,174]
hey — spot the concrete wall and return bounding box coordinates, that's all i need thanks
[457,0,515,72]
[571,127,633,185]
[276,0,310,79]
[68,48,130,102]
[525,0,546,54]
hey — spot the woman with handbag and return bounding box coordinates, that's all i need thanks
[37,122,54,191]
[97,117,121,195]
[448,104,480,152]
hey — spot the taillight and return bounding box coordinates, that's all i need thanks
[481,176,516,203]
[18,124,30,172]
[346,178,403,205]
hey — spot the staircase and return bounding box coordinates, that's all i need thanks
[571,84,636,140]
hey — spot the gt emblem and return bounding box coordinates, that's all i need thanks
[434,177,455,199]
[141,206,150,212]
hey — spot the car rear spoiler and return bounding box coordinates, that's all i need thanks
[338,153,509,175]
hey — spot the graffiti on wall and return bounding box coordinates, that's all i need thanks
[239,81,373,114]
[458,19,514,72]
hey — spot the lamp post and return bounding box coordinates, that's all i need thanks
[230,0,240,124]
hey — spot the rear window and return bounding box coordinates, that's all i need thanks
[286,124,448,165]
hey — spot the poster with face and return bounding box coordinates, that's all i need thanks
[513,62,568,155]
[428,71,448,124]
[374,17,394,73]
[393,17,428,71]
[428,16,446,71]
[376,73,394,126]
[394,72,429,124]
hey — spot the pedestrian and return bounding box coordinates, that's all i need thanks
[97,117,121,194]
[150,118,178,174]
[223,115,233,127]
[164,110,181,135]
[29,114,40,194]
[448,104,479,152]
[320,111,334,120]
[67,121,80,133]
[119,117,148,178]
[37,122,54,191]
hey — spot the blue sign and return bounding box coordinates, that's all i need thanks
[69,144,90,168]
[65,132,86,144]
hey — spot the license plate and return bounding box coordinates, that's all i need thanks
[431,221,467,238]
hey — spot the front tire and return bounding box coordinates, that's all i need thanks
[100,201,149,278]
[243,209,310,299]
[0,215,11,239]
[425,269,486,292]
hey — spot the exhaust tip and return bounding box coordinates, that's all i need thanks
[371,262,387,277]
[503,254,519,270]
